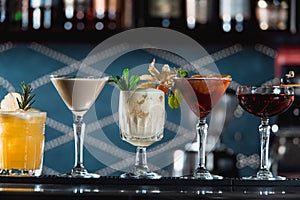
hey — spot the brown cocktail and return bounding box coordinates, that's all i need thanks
[173,74,232,179]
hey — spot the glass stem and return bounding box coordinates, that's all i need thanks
[197,118,208,170]
[259,117,270,171]
[73,115,86,170]
[134,147,149,174]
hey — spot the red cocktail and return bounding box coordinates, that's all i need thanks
[173,75,232,179]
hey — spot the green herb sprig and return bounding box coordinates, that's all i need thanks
[110,68,140,91]
[177,68,189,78]
[17,81,35,111]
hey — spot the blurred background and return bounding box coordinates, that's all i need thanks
[0,0,299,178]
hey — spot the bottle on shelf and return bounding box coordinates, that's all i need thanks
[5,0,23,31]
[186,0,211,29]
[121,0,134,29]
[219,0,250,32]
[91,0,106,31]
[145,0,185,29]
[0,0,7,31]
[89,0,123,31]
[63,0,74,30]
[255,0,290,31]
[106,0,120,30]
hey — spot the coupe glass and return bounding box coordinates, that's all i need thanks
[237,85,294,180]
[50,75,108,178]
[119,88,165,179]
[173,75,232,179]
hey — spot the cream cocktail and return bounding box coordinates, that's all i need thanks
[50,75,108,178]
[119,88,165,147]
[119,87,165,179]
[50,76,107,116]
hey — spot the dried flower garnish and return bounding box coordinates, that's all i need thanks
[110,59,189,109]
[140,59,177,93]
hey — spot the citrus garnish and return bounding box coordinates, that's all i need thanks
[0,82,35,112]
[0,92,22,111]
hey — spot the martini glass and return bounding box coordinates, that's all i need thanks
[50,75,108,178]
[173,75,232,179]
[237,85,294,180]
[119,88,165,179]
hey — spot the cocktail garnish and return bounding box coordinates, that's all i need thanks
[17,81,35,111]
[140,59,176,94]
[286,71,295,79]
[280,71,296,85]
[168,89,182,109]
[177,68,189,78]
[136,82,156,89]
[0,92,22,111]
[110,60,188,109]
[0,82,35,111]
[166,68,189,109]
[110,68,140,91]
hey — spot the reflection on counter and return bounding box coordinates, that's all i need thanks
[1,177,300,199]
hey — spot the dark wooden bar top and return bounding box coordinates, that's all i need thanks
[0,176,300,199]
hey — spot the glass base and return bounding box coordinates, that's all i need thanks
[242,175,286,180]
[0,169,42,177]
[242,169,286,180]
[120,171,162,179]
[58,167,100,178]
[181,167,223,180]
[181,173,223,180]
[58,172,100,178]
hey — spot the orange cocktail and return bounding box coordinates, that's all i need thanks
[0,111,46,176]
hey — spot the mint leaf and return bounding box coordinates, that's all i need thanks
[118,78,128,90]
[177,68,189,78]
[110,68,140,91]
[123,68,129,89]
[129,75,140,91]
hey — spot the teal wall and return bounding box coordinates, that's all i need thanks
[0,41,280,177]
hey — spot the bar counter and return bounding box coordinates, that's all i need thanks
[1,176,300,199]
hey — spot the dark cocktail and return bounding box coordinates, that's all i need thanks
[238,93,293,118]
[173,75,232,179]
[237,85,294,180]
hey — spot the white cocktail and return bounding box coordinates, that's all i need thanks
[119,88,165,179]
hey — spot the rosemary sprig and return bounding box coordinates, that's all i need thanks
[17,82,35,111]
